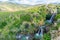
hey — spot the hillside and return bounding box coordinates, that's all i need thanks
[0,2,31,12]
[0,2,60,40]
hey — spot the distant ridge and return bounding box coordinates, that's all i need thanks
[0,2,32,12]
[0,1,59,12]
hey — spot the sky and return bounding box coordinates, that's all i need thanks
[0,0,60,5]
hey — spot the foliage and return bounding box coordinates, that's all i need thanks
[0,4,60,40]
[43,33,51,40]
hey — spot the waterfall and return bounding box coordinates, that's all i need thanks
[50,13,56,22]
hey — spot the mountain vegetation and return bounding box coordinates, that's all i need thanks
[0,2,60,40]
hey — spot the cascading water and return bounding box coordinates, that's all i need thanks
[34,26,45,40]
[45,13,56,25]
[34,13,57,40]
[16,12,57,40]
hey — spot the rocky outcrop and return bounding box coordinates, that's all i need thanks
[51,27,60,40]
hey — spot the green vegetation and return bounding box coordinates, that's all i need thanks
[0,4,60,40]
[44,33,51,40]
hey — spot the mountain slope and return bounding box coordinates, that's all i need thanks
[0,2,30,12]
